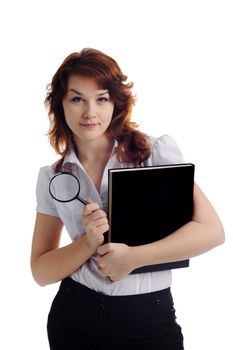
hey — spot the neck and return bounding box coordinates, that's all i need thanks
[74,134,114,164]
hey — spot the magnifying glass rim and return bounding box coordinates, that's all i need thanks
[49,171,81,203]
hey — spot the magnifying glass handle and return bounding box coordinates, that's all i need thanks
[78,197,89,205]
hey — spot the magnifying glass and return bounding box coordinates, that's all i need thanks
[49,171,89,205]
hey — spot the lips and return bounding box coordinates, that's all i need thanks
[79,123,100,129]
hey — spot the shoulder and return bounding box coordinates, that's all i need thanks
[146,134,185,165]
[35,165,59,217]
[37,165,55,183]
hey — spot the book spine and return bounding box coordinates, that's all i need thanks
[108,172,112,242]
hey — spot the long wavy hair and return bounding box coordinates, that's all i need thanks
[45,48,151,171]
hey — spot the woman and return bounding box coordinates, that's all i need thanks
[31,48,225,349]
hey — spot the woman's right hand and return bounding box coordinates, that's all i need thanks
[82,203,109,250]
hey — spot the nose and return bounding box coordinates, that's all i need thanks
[82,102,96,120]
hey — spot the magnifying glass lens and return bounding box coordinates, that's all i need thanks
[49,173,80,202]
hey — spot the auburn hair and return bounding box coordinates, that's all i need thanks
[45,48,151,171]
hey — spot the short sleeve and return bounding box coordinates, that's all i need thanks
[35,166,59,217]
[151,134,185,165]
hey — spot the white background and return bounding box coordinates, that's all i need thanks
[0,0,232,349]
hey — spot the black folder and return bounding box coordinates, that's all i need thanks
[108,163,195,273]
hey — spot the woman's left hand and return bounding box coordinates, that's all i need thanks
[97,243,135,281]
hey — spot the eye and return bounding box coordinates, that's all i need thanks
[97,97,109,103]
[71,96,84,103]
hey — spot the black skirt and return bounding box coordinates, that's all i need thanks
[47,277,184,350]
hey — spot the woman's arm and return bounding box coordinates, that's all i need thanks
[31,203,109,286]
[97,183,225,281]
[31,213,94,286]
[131,183,225,268]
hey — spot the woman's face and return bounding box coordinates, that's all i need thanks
[62,74,114,145]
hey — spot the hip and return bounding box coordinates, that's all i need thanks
[47,278,184,349]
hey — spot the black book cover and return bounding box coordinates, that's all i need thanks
[108,163,195,273]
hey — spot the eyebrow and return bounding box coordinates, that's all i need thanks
[68,88,109,96]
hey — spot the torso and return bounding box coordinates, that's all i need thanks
[37,135,184,295]
[82,163,104,193]
[79,144,114,193]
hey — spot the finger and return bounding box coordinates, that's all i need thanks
[99,263,110,275]
[83,203,100,216]
[95,223,109,235]
[89,209,107,222]
[95,217,109,228]
[86,222,109,237]
[97,256,105,268]
[85,216,108,230]
[98,268,111,280]
[98,243,112,256]
[100,223,110,234]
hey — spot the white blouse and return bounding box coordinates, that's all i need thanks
[36,135,185,295]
